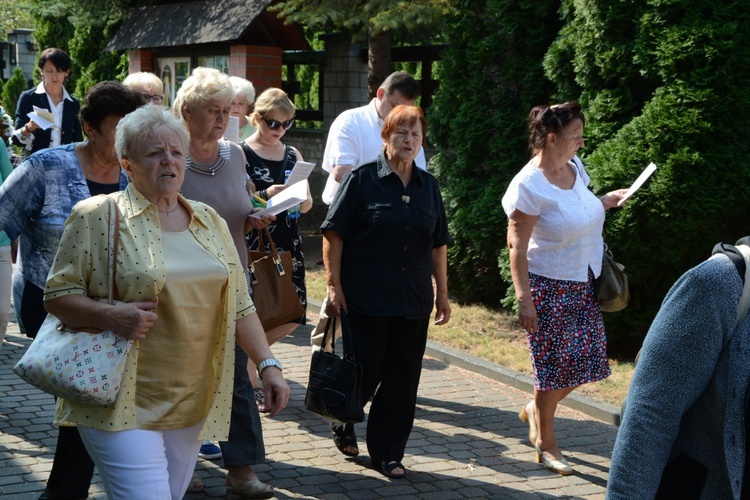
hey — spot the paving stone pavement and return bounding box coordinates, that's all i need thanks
[0,315,617,499]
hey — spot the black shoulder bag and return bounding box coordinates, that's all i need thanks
[304,311,365,424]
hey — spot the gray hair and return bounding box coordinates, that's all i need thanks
[115,104,189,161]
[229,76,256,105]
[173,67,233,121]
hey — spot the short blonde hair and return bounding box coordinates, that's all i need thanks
[173,67,233,121]
[123,72,164,95]
[229,76,256,105]
[115,104,189,162]
[251,87,295,126]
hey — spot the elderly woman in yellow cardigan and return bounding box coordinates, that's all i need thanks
[44,104,289,499]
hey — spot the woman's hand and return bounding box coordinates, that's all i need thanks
[105,301,159,340]
[518,298,538,333]
[245,210,275,232]
[24,119,40,134]
[265,183,287,198]
[434,294,451,325]
[326,284,347,317]
[260,366,290,418]
[234,314,290,417]
[45,295,158,341]
[601,189,629,210]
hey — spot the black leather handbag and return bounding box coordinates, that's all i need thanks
[304,312,365,424]
[596,243,630,312]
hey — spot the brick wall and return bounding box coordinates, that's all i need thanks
[284,128,327,205]
[230,45,282,92]
[128,49,154,74]
[321,35,368,129]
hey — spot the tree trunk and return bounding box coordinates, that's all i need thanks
[367,29,392,99]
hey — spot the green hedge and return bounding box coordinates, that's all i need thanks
[548,0,750,341]
[3,67,27,120]
[428,0,563,306]
[430,0,750,345]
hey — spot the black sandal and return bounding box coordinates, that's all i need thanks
[332,424,359,457]
[381,460,406,479]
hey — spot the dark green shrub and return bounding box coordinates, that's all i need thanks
[546,0,750,342]
[428,0,563,306]
[3,67,28,120]
[31,5,128,99]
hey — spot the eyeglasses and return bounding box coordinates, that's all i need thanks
[145,94,164,104]
[261,117,294,130]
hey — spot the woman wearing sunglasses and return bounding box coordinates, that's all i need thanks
[242,88,312,410]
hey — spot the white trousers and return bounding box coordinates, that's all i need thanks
[0,245,11,350]
[78,419,204,500]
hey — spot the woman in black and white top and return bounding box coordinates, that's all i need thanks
[241,87,313,405]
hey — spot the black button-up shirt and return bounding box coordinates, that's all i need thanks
[322,150,450,319]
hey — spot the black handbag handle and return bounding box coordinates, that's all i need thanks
[321,310,356,360]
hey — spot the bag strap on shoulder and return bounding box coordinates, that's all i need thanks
[711,240,750,326]
[735,244,750,326]
[106,196,120,303]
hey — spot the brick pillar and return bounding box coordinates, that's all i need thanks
[321,34,368,129]
[128,49,154,74]
[229,45,283,92]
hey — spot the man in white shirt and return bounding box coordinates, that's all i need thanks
[314,71,427,351]
[321,71,426,204]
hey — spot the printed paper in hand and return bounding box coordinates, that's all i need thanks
[224,115,240,143]
[27,106,56,130]
[254,181,307,217]
[284,161,315,185]
[617,162,657,206]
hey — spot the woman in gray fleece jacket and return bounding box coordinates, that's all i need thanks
[607,248,750,499]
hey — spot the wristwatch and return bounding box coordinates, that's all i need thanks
[257,358,283,377]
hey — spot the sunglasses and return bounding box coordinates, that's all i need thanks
[261,117,294,130]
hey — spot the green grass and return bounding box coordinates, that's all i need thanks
[305,265,633,407]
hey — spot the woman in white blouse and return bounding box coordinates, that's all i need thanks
[501,102,627,475]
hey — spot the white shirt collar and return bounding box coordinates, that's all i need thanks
[368,98,384,126]
[34,81,73,101]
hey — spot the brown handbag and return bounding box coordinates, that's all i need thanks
[248,228,305,330]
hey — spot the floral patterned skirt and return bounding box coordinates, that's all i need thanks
[526,269,610,391]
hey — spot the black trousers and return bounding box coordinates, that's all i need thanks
[45,426,95,499]
[22,283,94,499]
[333,309,429,463]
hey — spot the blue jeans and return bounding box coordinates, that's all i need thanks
[219,343,265,467]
